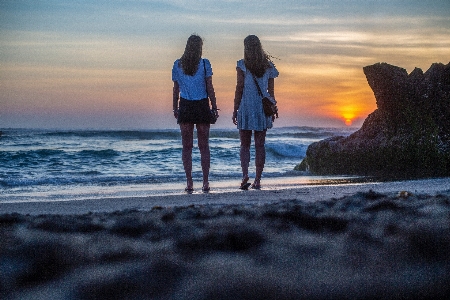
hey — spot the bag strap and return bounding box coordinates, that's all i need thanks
[251,73,264,99]
[203,59,207,96]
[252,72,278,118]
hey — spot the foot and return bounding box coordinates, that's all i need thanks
[202,182,210,193]
[185,178,194,193]
[240,176,251,190]
[251,179,261,190]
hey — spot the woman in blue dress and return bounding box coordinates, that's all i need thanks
[172,35,219,193]
[232,35,279,190]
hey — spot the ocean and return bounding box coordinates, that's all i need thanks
[0,127,357,203]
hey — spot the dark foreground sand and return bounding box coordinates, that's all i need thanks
[1,178,450,299]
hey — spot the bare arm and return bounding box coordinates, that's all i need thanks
[173,81,179,118]
[268,77,278,120]
[234,68,245,112]
[205,76,217,110]
[232,68,244,125]
[268,78,275,98]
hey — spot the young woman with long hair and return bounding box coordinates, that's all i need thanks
[232,35,279,189]
[172,34,218,193]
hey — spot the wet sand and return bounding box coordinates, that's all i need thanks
[1,177,449,299]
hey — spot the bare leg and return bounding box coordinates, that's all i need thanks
[239,130,252,184]
[180,123,194,190]
[253,130,267,187]
[196,123,210,190]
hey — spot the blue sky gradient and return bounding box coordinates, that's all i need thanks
[1,0,449,128]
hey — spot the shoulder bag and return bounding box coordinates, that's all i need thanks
[252,74,278,119]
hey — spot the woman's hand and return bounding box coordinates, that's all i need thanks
[173,81,180,120]
[212,108,219,120]
[232,111,238,125]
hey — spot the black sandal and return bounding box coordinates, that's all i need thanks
[240,176,251,190]
[202,184,210,193]
[251,179,261,190]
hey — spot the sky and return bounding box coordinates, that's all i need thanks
[1,0,449,129]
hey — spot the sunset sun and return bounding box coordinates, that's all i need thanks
[341,110,356,127]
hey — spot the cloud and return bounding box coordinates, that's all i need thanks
[1,0,449,129]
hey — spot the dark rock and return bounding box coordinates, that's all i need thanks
[299,62,450,178]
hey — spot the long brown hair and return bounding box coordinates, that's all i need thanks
[180,34,203,76]
[244,35,271,78]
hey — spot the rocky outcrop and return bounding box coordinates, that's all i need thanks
[297,62,450,178]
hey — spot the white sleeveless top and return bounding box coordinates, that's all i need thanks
[172,59,213,100]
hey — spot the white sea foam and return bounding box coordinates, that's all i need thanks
[0,126,357,202]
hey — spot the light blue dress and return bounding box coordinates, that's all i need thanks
[236,59,279,131]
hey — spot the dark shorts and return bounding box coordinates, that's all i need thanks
[177,98,211,124]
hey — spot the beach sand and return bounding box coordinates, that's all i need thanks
[1,177,449,299]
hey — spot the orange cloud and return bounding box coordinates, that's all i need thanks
[271,63,377,127]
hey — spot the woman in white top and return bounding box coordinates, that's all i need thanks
[232,35,279,190]
[172,35,218,193]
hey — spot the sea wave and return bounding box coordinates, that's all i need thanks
[265,142,308,158]
[0,127,355,141]
[78,149,120,158]
[0,148,120,164]
[0,149,65,164]
[0,173,187,188]
[0,127,353,194]
[41,130,183,141]
[0,166,309,188]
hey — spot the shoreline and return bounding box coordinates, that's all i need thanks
[1,177,449,215]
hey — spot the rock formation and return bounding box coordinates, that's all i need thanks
[296,62,450,178]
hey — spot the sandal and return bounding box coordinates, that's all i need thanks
[185,187,194,194]
[251,179,261,190]
[202,183,210,193]
[240,176,251,190]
